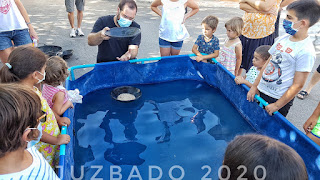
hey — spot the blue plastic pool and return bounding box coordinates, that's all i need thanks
[60,54,320,180]
[72,80,255,179]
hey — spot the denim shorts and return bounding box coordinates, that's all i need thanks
[159,38,183,50]
[0,29,32,50]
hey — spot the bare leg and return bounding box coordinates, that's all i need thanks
[77,10,83,28]
[297,71,320,99]
[170,48,181,56]
[68,12,75,28]
[304,71,320,94]
[160,47,171,57]
[0,47,14,64]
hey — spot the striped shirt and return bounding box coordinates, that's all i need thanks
[42,84,68,108]
[0,147,60,180]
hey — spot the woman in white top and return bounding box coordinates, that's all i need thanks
[0,0,38,63]
[0,84,59,180]
[151,0,199,56]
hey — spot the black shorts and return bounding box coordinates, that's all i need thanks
[259,92,294,117]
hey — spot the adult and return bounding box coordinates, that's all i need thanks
[0,0,38,63]
[65,0,85,37]
[88,0,141,63]
[151,0,199,57]
[239,0,282,72]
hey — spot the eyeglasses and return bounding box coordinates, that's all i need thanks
[120,12,135,21]
[37,111,47,123]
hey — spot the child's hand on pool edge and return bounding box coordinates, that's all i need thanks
[303,114,318,133]
[57,117,71,127]
[56,134,71,145]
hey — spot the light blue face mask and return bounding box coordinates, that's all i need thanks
[26,123,43,148]
[117,15,132,27]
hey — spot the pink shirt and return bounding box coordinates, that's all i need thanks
[42,84,68,108]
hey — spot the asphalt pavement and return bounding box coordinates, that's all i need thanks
[21,0,320,132]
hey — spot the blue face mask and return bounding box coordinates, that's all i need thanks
[26,123,43,148]
[117,15,132,27]
[283,19,299,36]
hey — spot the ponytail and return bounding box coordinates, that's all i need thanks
[0,46,47,83]
[0,64,20,83]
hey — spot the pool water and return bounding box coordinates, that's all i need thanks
[73,80,255,179]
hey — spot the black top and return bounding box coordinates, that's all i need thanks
[91,15,141,63]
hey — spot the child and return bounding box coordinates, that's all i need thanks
[303,101,320,146]
[0,46,71,168]
[0,83,59,179]
[151,0,199,56]
[42,56,73,116]
[221,134,308,179]
[192,15,220,63]
[234,45,271,87]
[247,0,320,117]
[218,17,244,76]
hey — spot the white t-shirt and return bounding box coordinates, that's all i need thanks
[258,34,315,99]
[159,0,189,42]
[0,147,60,180]
[0,0,28,32]
[246,66,260,84]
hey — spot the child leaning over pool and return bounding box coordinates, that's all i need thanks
[0,84,59,179]
[218,17,244,76]
[247,0,320,117]
[234,45,271,88]
[42,56,74,116]
[192,15,219,63]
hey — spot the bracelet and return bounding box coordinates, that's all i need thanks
[26,22,31,25]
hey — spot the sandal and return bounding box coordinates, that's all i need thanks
[297,90,309,100]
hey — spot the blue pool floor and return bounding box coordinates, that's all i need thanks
[73,80,255,179]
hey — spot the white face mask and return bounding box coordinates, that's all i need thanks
[36,71,46,84]
[26,123,43,148]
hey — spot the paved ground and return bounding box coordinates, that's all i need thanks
[21,0,320,132]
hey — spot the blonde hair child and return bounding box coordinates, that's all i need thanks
[218,17,244,76]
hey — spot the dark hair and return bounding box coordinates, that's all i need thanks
[255,45,271,61]
[44,56,69,86]
[287,0,320,27]
[0,46,47,83]
[221,134,308,180]
[202,15,219,30]
[0,83,42,158]
[118,0,137,12]
[225,17,244,36]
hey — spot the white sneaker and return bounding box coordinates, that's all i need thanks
[70,28,76,38]
[76,28,84,36]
